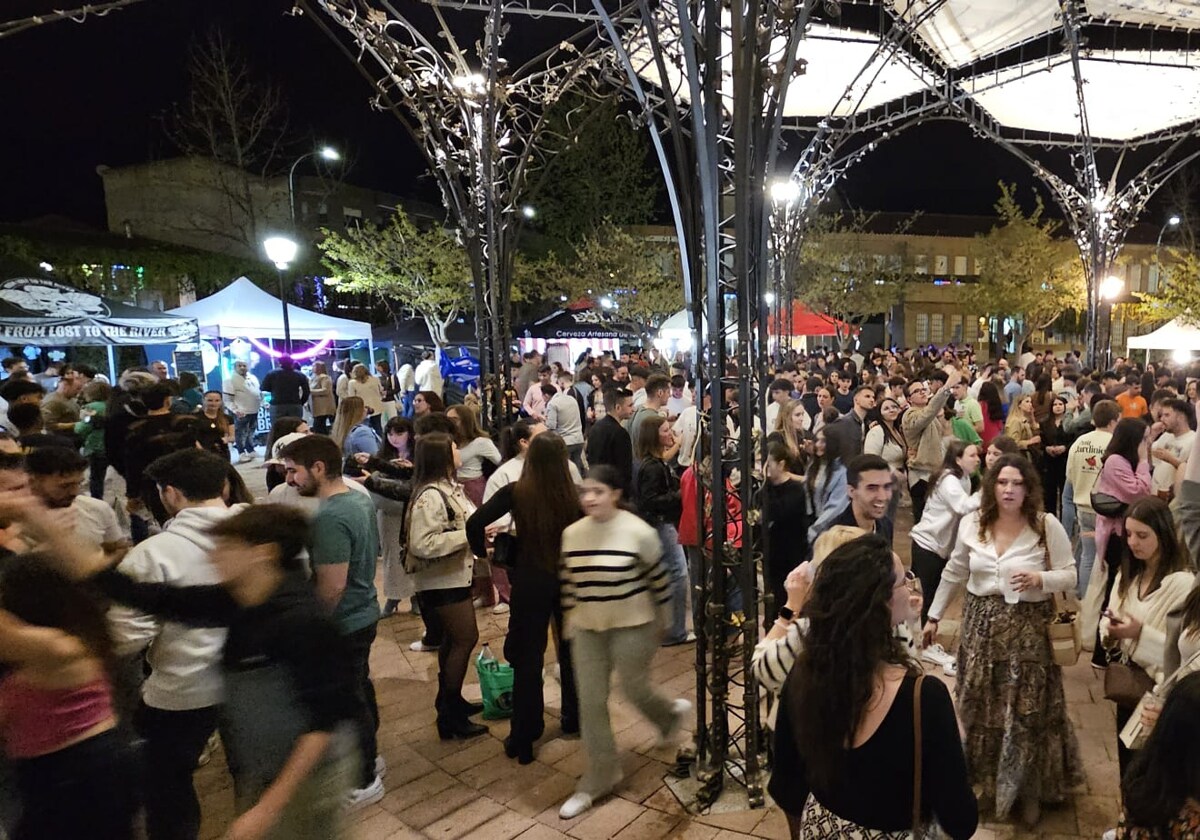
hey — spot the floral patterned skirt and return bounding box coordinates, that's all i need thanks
[956,593,1083,819]
[799,794,913,839]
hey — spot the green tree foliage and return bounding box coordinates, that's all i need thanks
[973,183,1084,351]
[784,212,910,351]
[514,222,683,327]
[1130,250,1200,326]
[318,210,470,347]
[523,95,660,254]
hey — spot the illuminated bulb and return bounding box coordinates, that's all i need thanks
[764,292,776,305]
[1168,215,1182,226]
[770,180,801,203]
[1100,275,1124,301]
[1173,347,1191,365]
[38,262,53,272]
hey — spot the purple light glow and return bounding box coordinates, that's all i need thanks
[246,334,336,361]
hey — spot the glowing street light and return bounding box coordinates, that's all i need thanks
[764,291,776,305]
[264,236,300,355]
[599,296,615,310]
[769,179,801,204]
[1168,214,1182,227]
[521,205,537,220]
[319,146,341,162]
[1100,275,1124,301]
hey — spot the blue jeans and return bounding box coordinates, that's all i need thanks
[234,413,257,455]
[1061,480,1077,546]
[657,524,690,644]
[1077,509,1097,599]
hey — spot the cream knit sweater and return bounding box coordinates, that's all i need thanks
[1101,569,1195,683]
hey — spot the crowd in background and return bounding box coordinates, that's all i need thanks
[3,340,1200,838]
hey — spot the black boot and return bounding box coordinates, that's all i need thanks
[503,736,535,764]
[436,693,487,740]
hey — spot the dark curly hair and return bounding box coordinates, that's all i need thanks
[783,533,915,789]
[1122,672,1200,831]
[977,453,1044,543]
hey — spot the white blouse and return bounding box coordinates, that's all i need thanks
[910,474,979,558]
[863,424,906,473]
[928,511,1076,621]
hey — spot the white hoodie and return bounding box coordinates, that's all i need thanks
[108,504,247,711]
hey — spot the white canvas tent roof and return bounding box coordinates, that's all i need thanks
[168,277,372,341]
[1127,318,1200,352]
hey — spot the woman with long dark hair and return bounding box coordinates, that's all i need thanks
[635,415,691,646]
[0,554,137,839]
[1032,374,1056,424]
[1116,672,1200,837]
[1099,496,1192,776]
[196,389,235,462]
[466,433,581,764]
[1090,417,1153,668]
[978,381,1005,447]
[770,534,977,840]
[406,432,486,739]
[412,391,445,418]
[1038,395,1070,518]
[806,427,849,544]
[910,439,980,630]
[924,454,1081,826]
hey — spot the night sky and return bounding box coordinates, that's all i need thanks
[1,0,1059,228]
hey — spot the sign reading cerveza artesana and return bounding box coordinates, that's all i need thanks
[0,278,198,345]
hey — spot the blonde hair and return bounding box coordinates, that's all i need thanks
[810,525,869,573]
[330,396,366,448]
[774,398,806,459]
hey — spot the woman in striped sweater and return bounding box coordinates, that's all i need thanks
[557,465,692,820]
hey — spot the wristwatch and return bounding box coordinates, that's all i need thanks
[778,605,795,621]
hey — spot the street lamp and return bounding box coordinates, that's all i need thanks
[521,205,537,220]
[769,179,801,204]
[288,146,342,226]
[1100,275,1124,301]
[1153,214,1183,289]
[263,236,299,356]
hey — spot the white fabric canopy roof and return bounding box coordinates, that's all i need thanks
[628,18,936,119]
[963,50,1200,141]
[1127,318,1200,351]
[168,277,373,341]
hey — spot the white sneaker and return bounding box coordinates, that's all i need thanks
[472,597,486,608]
[409,640,438,652]
[1102,830,1117,840]
[238,452,253,463]
[921,643,957,676]
[492,602,510,614]
[657,698,692,747]
[374,754,387,778]
[559,792,596,820]
[345,775,385,811]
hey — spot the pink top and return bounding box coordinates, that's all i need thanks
[1093,454,1152,570]
[0,673,114,758]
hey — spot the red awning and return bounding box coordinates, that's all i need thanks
[767,302,851,337]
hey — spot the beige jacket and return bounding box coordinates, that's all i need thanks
[901,387,951,476]
[407,480,476,592]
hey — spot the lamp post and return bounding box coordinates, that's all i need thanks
[1152,214,1182,290]
[263,236,299,356]
[769,178,800,365]
[288,146,341,226]
[1100,275,1126,369]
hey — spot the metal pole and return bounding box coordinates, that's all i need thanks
[106,344,118,384]
[277,268,293,357]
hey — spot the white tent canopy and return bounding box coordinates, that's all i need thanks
[1127,318,1200,352]
[168,277,373,341]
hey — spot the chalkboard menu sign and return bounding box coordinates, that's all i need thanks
[173,350,204,379]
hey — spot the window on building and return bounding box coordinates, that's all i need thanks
[317,202,329,224]
[915,314,929,344]
[950,314,963,343]
[913,255,929,275]
[934,255,949,275]
[931,313,944,344]
[964,315,977,343]
[1129,263,1142,292]
[954,256,968,276]
[343,207,363,229]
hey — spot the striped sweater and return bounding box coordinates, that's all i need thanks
[559,509,670,638]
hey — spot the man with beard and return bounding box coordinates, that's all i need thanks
[279,434,383,810]
[24,445,126,552]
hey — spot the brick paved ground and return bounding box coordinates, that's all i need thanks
[196,461,1122,840]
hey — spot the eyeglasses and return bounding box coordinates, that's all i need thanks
[895,569,920,592]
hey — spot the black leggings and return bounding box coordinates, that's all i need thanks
[425,587,478,716]
[910,540,947,624]
[14,728,137,840]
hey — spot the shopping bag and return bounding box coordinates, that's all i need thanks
[476,658,515,720]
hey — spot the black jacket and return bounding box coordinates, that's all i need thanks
[636,456,682,527]
[585,415,633,494]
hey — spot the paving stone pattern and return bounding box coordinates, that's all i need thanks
[196,462,1123,839]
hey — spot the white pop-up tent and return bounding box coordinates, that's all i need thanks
[1127,318,1200,354]
[168,277,373,342]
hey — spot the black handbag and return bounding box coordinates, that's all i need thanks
[1090,491,1128,518]
[491,531,516,569]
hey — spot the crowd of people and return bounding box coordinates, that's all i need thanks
[3,341,1200,838]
